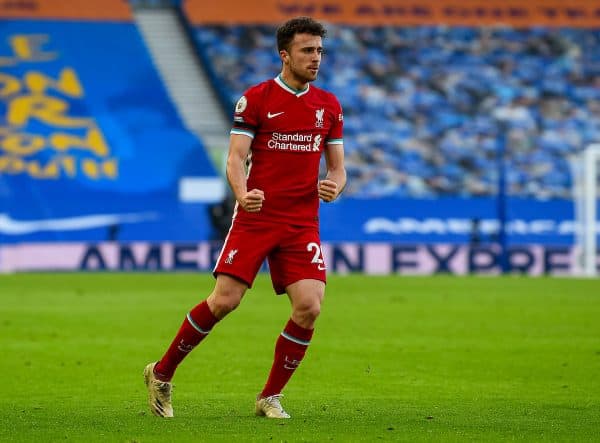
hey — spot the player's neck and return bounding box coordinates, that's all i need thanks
[279,71,308,92]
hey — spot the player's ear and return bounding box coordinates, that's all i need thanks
[279,49,289,63]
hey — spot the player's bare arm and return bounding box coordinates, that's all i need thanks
[319,144,346,202]
[226,134,265,212]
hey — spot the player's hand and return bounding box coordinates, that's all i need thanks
[239,188,265,212]
[318,179,338,202]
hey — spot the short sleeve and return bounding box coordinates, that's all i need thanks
[231,86,262,139]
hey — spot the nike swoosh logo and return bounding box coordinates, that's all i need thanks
[0,212,159,235]
[267,111,285,119]
[318,264,326,271]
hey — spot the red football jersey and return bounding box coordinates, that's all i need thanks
[230,75,344,226]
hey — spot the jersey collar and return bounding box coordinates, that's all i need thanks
[275,75,310,97]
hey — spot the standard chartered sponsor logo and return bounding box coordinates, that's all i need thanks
[267,132,320,152]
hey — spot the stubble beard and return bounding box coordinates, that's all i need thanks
[290,63,318,85]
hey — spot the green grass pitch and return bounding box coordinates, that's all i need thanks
[1,273,599,442]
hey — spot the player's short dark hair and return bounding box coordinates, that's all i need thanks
[276,17,326,53]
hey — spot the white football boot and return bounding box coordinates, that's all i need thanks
[143,362,174,418]
[255,394,291,419]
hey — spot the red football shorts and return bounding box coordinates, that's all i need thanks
[213,218,326,294]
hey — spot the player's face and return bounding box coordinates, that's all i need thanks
[281,33,323,86]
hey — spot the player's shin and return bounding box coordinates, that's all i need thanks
[153,300,219,381]
[260,318,314,398]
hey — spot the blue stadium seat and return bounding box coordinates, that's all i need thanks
[186,24,600,199]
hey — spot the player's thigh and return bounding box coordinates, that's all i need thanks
[268,225,326,294]
[214,220,279,288]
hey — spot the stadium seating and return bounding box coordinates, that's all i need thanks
[188,24,600,199]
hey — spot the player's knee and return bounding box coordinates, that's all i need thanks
[305,303,321,322]
[209,297,239,318]
[208,289,242,318]
[295,300,321,324]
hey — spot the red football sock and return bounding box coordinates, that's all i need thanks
[153,300,218,382]
[260,319,314,398]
